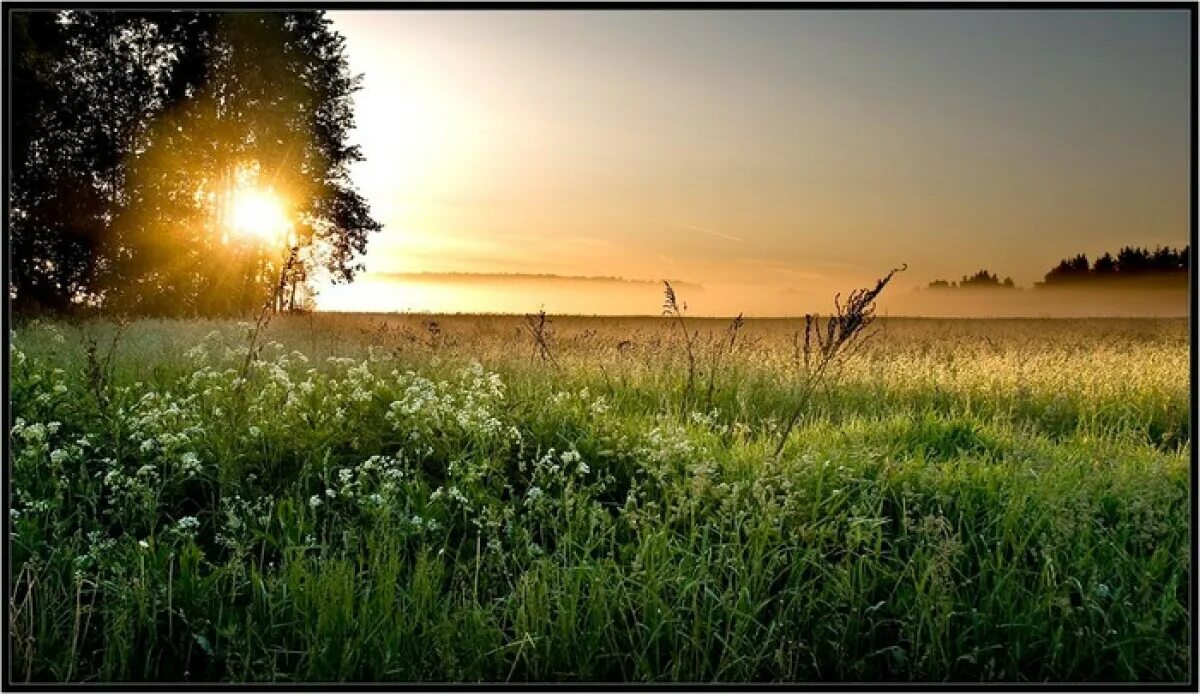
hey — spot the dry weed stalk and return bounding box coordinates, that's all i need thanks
[425,320,442,349]
[775,264,905,457]
[704,312,745,411]
[662,280,698,405]
[229,243,303,429]
[522,309,559,368]
[83,318,129,412]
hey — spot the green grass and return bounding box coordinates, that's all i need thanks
[7,314,1190,682]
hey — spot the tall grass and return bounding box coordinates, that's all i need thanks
[6,315,1190,682]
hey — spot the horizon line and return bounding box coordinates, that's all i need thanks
[312,309,1190,320]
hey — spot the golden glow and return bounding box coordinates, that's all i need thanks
[226,187,290,244]
[314,12,1189,316]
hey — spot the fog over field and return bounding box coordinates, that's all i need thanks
[318,272,1190,317]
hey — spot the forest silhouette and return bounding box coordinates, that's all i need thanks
[927,245,1189,291]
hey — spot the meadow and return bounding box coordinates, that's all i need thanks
[7,312,1191,683]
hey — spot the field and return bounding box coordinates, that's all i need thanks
[7,313,1191,683]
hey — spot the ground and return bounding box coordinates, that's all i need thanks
[7,314,1190,682]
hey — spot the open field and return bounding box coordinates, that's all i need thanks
[7,314,1191,682]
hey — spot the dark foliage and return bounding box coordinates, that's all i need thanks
[927,269,1015,290]
[927,246,1189,291]
[8,10,381,316]
[1040,245,1189,287]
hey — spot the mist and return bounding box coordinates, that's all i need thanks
[317,273,1189,317]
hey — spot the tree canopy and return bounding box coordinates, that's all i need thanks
[1040,245,1188,286]
[925,246,1189,291]
[927,269,1015,290]
[9,10,381,315]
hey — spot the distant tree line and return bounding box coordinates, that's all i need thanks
[10,10,380,316]
[1038,245,1189,287]
[926,245,1189,292]
[927,269,1016,290]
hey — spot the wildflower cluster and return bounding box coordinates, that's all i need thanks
[385,361,507,443]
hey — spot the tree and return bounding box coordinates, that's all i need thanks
[1037,245,1189,287]
[8,10,380,316]
[961,269,998,287]
[1116,246,1150,275]
[9,11,171,313]
[1043,253,1090,285]
[1150,246,1185,273]
[927,269,1016,290]
[1092,252,1117,275]
[109,12,381,315]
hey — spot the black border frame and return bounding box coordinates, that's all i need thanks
[1,2,1196,690]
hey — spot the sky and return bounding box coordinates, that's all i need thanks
[317,9,1191,316]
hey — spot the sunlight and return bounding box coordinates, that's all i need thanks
[226,186,291,244]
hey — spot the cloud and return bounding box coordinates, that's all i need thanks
[672,223,743,242]
[371,271,704,291]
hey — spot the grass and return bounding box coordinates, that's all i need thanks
[6,313,1191,683]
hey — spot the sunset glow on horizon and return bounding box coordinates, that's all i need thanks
[317,9,1190,316]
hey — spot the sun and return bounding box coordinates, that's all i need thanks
[226,187,291,243]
